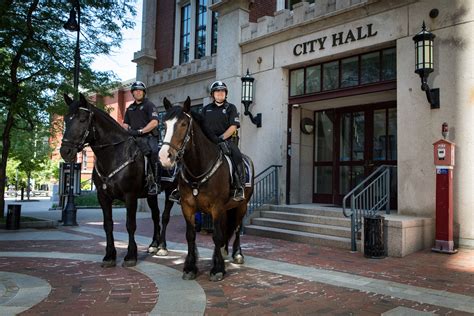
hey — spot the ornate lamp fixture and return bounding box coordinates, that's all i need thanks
[241,69,262,128]
[413,21,439,109]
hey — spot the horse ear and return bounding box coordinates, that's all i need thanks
[79,93,91,109]
[163,97,172,111]
[64,94,73,106]
[183,96,191,113]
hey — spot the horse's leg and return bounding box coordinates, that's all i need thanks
[156,189,174,256]
[123,196,138,267]
[98,192,116,268]
[210,211,226,282]
[231,205,247,265]
[182,205,198,280]
[146,194,161,255]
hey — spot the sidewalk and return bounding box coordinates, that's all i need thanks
[1,199,473,315]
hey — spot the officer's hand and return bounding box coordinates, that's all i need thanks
[127,128,141,136]
[218,141,231,155]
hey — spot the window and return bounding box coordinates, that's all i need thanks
[289,47,396,97]
[286,0,315,10]
[180,4,191,64]
[176,2,217,65]
[306,65,321,94]
[290,69,304,96]
[82,151,88,170]
[211,11,218,54]
[195,0,207,59]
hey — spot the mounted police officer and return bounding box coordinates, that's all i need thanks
[123,81,160,195]
[169,80,246,203]
[203,80,246,201]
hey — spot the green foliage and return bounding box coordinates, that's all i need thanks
[0,0,137,214]
[75,191,124,207]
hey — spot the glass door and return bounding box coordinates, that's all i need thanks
[313,103,397,206]
[313,110,334,203]
[336,111,366,204]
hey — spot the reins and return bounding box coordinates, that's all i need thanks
[165,112,224,196]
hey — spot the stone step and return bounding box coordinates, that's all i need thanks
[260,211,352,228]
[267,204,347,218]
[251,217,352,238]
[244,225,355,250]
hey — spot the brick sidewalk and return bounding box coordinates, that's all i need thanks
[1,214,473,315]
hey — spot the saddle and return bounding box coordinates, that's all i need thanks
[222,155,252,187]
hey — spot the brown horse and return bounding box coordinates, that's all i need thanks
[159,97,254,281]
[60,94,177,267]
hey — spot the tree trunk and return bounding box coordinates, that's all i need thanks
[0,112,15,218]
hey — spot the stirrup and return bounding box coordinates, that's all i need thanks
[169,189,181,204]
[148,182,159,195]
[232,187,245,202]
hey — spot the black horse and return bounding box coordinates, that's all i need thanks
[159,97,254,281]
[60,94,177,267]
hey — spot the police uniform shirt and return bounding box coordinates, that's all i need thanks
[202,101,240,136]
[124,99,159,130]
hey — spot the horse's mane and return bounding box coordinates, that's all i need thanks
[90,104,125,131]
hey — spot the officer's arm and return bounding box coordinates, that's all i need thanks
[140,119,158,134]
[220,125,237,141]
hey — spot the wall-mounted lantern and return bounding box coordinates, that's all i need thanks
[241,69,262,128]
[413,21,440,109]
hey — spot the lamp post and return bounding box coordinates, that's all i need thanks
[241,69,262,128]
[412,21,439,109]
[62,0,80,226]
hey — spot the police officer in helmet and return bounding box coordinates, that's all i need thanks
[123,81,160,195]
[168,80,246,203]
[204,80,246,201]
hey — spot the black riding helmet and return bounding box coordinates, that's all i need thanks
[131,81,147,94]
[209,80,228,97]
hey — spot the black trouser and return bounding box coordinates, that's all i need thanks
[137,135,161,185]
[226,140,245,187]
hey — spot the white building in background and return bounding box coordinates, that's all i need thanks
[133,0,474,253]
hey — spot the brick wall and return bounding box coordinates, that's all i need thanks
[250,0,276,23]
[155,1,175,72]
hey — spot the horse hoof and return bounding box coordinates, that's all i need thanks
[220,247,228,258]
[209,272,224,282]
[101,260,116,268]
[156,248,169,256]
[233,254,244,265]
[122,260,137,267]
[148,246,158,254]
[182,271,197,280]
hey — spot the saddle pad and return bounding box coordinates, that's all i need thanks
[223,155,253,187]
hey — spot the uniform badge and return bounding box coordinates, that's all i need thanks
[222,109,226,114]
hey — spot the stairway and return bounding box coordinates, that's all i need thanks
[244,204,359,250]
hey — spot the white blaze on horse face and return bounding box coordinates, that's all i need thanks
[159,117,178,168]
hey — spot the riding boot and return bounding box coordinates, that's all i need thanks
[147,155,160,195]
[232,162,246,202]
[169,188,181,204]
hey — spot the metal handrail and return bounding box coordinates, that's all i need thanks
[248,165,282,215]
[342,165,395,251]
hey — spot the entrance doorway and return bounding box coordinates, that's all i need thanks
[313,102,397,205]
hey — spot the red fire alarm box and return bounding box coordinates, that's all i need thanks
[433,139,455,166]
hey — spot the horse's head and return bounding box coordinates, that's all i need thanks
[60,93,94,162]
[159,96,192,169]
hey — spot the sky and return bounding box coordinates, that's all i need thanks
[90,1,142,82]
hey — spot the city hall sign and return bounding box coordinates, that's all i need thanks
[293,24,378,56]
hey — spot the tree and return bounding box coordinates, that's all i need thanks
[0,0,137,216]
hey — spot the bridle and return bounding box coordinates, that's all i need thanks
[161,112,193,161]
[162,111,223,196]
[61,107,94,152]
[61,106,128,151]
